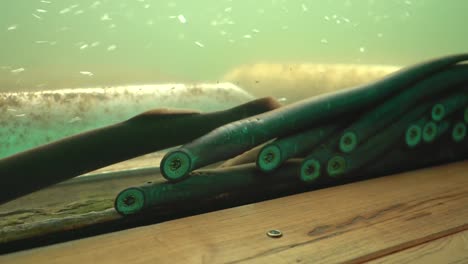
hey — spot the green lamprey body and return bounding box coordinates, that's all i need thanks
[0,97,280,205]
[363,133,468,177]
[464,107,468,123]
[422,121,438,143]
[115,160,304,215]
[431,91,468,122]
[452,122,467,142]
[301,87,467,179]
[338,65,468,153]
[256,123,340,172]
[160,54,468,181]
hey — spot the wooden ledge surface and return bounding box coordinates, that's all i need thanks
[2,161,467,264]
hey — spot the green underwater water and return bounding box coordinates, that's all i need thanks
[1,0,468,91]
[1,1,468,249]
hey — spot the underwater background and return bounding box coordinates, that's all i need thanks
[1,0,468,91]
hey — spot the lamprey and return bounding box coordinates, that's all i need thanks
[0,97,280,204]
[115,160,305,215]
[337,65,468,153]
[256,123,340,172]
[109,54,468,215]
[160,54,468,181]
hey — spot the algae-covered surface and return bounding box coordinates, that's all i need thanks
[0,153,163,244]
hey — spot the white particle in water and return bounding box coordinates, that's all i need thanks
[90,1,101,8]
[359,47,365,52]
[91,41,100,47]
[32,13,42,19]
[219,30,227,35]
[59,8,71,14]
[301,4,308,12]
[80,44,88,50]
[252,29,260,33]
[224,7,232,12]
[36,9,47,13]
[80,71,94,76]
[177,14,187,24]
[59,5,79,14]
[107,45,117,51]
[194,41,204,48]
[108,24,116,29]
[320,38,328,44]
[40,0,51,3]
[243,34,252,39]
[377,33,383,38]
[101,13,111,21]
[324,16,330,21]
[74,10,84,15]
[15,114,26,117]
[68,116,82,123]
[11,68,25,74]
[7,25,18,31]
[144,4,150,8]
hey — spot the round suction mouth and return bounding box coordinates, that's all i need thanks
[300,158,321,183]
[327,155,347,177]
[452,122,466,142]
[405,124,422,148]
[340,131,358,153]
[115,187,146,215]
[257,144,282,172]
[422,121,438,143]
[160,150,192,182]
[431,104,445,121]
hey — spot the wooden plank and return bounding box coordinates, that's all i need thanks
[2,161,467,264]
[369,229,468,264]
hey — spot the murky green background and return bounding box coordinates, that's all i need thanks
[1,0,467,91]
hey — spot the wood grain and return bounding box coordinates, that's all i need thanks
[2,160,467,264]
[369,230,468,264]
